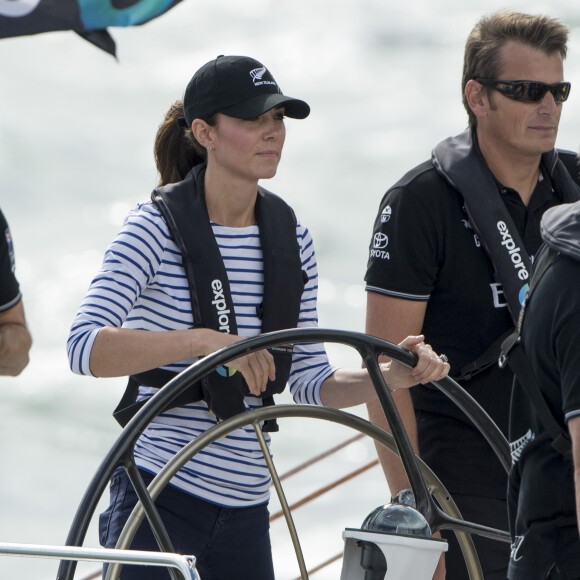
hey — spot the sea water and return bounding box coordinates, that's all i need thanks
[1,0,579,578]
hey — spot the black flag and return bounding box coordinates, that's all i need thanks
[0,0,184,58]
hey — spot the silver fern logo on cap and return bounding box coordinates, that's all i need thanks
[250,67,267,84]
[249,67,276,86]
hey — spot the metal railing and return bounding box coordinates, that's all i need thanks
[0,542,199,580]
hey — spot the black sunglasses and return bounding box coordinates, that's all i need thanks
[475,78,571,104]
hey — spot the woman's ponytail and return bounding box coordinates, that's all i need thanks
[154,99,210,186]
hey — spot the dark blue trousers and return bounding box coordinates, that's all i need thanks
[99,469,274,580]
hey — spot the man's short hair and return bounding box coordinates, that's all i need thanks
[462,11,569,129]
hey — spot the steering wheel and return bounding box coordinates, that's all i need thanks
[56,328,511,580]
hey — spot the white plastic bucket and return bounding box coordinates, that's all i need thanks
[340,528,448,580]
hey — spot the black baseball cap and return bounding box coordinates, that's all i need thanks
[183,55,310,125]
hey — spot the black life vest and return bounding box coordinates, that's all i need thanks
[432,130,580,381]
[500,201,580,459]
[113,164,306,428]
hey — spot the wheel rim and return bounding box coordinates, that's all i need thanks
[57,328,510,580]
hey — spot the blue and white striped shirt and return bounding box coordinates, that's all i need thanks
[68,201,336,506]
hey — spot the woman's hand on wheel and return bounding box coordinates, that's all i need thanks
[205,331,276,396]
[381,335,450,391]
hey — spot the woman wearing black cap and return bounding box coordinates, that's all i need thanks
[68,55,448,580]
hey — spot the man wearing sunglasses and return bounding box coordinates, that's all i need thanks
[364,10,580,580]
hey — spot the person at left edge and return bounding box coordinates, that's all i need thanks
[67,55,450,580]
[0,206,31,376]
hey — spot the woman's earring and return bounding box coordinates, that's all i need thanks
[207,146,213,152]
